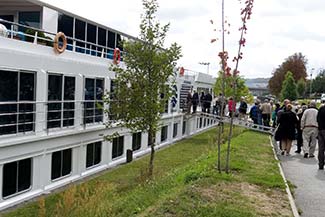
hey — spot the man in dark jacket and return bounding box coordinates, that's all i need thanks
[192,90,199,113]
[295,104,307,154]
[317,104,325,169]
[204,92,213,113]
[239,97,248,121]
[250,101,260,127]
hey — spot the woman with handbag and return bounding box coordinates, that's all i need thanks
[276,104,298,156]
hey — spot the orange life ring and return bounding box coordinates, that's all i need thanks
[53,32,67,54]
[113,48,121,64]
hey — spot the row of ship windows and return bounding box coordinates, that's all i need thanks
[0,69,107,136]
[57,13,126,54]
[2,123,183,198]
[0,68,179,137]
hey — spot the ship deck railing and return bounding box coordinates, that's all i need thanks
[0,18,125,60]
[0,100,109,138]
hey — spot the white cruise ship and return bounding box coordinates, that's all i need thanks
[0,0,216,210]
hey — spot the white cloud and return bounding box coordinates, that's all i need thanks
[42,0,325,78]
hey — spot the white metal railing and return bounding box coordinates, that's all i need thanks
[196,111,275,134]
[0,18,124,60]
[0,100,105,138]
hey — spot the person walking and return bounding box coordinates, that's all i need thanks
[295,104,307,154]
[276,104,298,156]
[276,99,290,151]
[250,101,261,127]
[272,102,281,128]
[192,90,199,113]
[200,92,205,112]
[260,99,272,127]
[228,97,235,117]
[317,104,325,169]
[239,97,248,122]
[204,92,213,113]
[212,96,219,115]
[301,101,318,158]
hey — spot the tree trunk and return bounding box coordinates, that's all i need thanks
[148,128,155,177]
[225,80,237,173]
[216,0,226,173]
[225,111,234,173]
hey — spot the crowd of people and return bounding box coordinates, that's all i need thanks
[274,100,325,166]
[186,90,213,114]
[186,92,325,169]
[250,98,325,170]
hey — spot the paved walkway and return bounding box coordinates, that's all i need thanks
[279,144,325,217]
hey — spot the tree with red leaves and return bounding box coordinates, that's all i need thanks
[213,0,254,173]
[269,53,308,97]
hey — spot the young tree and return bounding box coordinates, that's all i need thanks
[212,0,254,173]
[281,71,297,101]
[312,69,325,94]
[214,71,253,103]
[105,0,181,176]
[296,78,306,98]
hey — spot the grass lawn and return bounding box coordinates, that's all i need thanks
[3,127,292,217]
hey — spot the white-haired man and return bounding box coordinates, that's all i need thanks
[301,101,318,158]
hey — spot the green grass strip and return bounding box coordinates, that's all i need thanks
[4,127,292,217]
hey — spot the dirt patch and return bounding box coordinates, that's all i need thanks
[197,182,292,217]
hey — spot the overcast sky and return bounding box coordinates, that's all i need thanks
[43,0,325,78]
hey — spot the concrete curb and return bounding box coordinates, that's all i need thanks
[269,136,300,217]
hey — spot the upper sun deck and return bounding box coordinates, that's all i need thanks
[0,0,138,60]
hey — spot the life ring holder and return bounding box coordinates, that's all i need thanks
[113,48,121,64]
[53,32,67,54]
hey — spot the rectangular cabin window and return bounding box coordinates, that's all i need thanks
[18,12,40,32]
[63,76,75,127]
[107,31,116,48]
[18,72,36,133]
[161,126,168,143]
[132,132,142,151]
[182,121,186,135]
[86,23,97,56]
[75,19,86,53]
[0,15,14,29]
[51,149,72,180]
[47,74,75,129]
[0,70,35,136]
[98,27,107,56]
[107,31,116,59]
[86,141,102,168]
[173,123,178,138]
[57,14,73,51]
[112,136,124,159]
[116,34,123,51]
[3,158,32,198]
[84,78,104,124]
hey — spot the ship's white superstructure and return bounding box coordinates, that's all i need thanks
[0,0,216,210]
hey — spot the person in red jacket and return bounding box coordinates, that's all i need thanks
[228,97,236,117]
